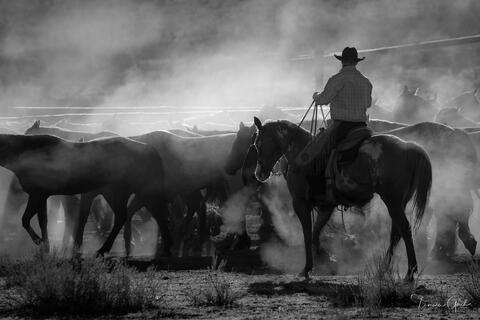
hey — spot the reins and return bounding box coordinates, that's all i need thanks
[295,99,348,235]
[296,99,329,136]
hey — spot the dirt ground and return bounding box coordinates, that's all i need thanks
[0,198,479,319]
[110,271,477,319]
[0,265,478,320]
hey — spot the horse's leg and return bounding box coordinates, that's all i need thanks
[453,193,476,256]
[169,197,185,255]
[36,196,50,252]
[181,194,207,254]
[196,196,207,253]
[312,205,335,256]
[385,224,401,266]
[143,199,172,258]
[21,195,42,245]
[431,211,456,260]
[454,198,477,256]
[293,199,314,280]
[382,196,417,282]
[458,218,477,256]
[96,192,128,257]
[124,194,144,258]
[73,193,95,253]
[181,195,198,253]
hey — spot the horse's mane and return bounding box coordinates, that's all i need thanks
[27,122,118,141]
[277,120,312,136]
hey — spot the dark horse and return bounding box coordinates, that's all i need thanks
[252,117,432,281]
[23,120,120,246]
[0,134,168,255]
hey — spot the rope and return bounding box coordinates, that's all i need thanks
[297,97,330,135]
[297,100,315,129]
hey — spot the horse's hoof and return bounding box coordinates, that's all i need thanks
[297,270,311,281]
[403,270,416,283]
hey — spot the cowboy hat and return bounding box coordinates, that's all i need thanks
[334,47,365,62]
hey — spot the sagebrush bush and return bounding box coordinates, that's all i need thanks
[184,269,241,307]
[463,261,480,307]
[1,250,162,315]
[358,254,418,309]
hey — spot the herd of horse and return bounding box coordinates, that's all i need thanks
[0,85,479,282]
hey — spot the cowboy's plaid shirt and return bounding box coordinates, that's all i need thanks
[316,65,372,122]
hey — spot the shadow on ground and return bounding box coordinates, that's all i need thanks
[248,280,362,307]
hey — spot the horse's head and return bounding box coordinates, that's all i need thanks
[25,120,41,135]
[253,117,284,182]
[225,122,256,175]
[394,85,437,123]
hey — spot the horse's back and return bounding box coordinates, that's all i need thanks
[27,125,120,142]
[6,135,163,195]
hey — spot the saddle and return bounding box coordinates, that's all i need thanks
[325,126,374,206]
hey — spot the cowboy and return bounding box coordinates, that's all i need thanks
[296,47,372,196]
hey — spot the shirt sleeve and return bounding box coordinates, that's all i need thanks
[366,80,373,109]
[316,76,340,105]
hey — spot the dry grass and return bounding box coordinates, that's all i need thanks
[357,254,419,309]
[0,250,163,316]
[184,269,242,307]
[463,261,480,307]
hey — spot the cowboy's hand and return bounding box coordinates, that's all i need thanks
[312,92,320,102]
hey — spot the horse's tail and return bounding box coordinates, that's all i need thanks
[407,144,433,230]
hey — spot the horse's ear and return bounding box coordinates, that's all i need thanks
[253,117,262,130]
[33,120,40,128]
[239,121,245,129]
